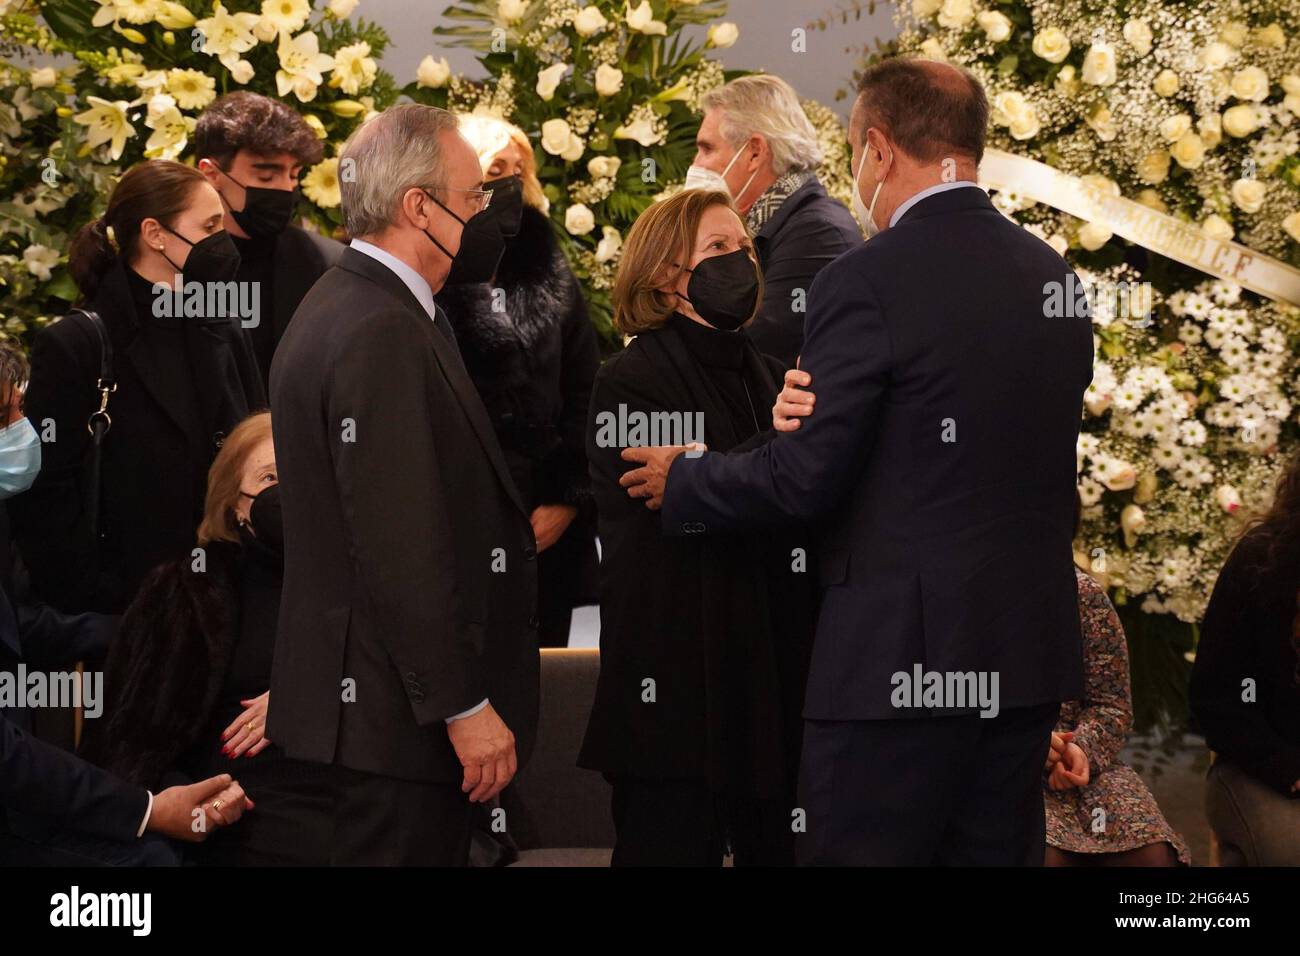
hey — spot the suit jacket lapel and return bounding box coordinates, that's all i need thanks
[338,249,529,518]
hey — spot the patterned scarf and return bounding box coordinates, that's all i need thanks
[745,169,815,234]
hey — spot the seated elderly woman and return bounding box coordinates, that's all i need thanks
[578,187,816,867]
[81,411,333,865]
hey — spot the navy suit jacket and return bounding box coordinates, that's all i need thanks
[663,185,1092,721]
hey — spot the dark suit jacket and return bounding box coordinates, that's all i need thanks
[9,260,266,614]
[746,176,863,368]
[268,246,540,784]
[664,186,1092,720]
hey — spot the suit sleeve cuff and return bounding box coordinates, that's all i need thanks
[136,790,154,838]
[445,698,489,724]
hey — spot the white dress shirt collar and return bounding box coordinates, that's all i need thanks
[349,238,439,323]
[889,180,982,228]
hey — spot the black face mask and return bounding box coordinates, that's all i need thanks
[217,167,298,238]
[160,225,242,284]
[483,175,524,240]
[677,248,761,331]
[239,482,283,558]
[421,189,505,287]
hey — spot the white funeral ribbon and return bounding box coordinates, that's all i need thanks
[979,147,1300,306]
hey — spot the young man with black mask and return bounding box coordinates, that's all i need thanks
[194,92,344,388]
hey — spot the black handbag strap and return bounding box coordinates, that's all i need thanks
[70,308,115,536]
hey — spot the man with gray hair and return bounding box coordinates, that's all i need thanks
[268,103,539,864]
[690,75,862,367]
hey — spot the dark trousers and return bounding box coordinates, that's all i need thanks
[797,702,1060,866]
[326,766,474,866]
[608,776,795,867]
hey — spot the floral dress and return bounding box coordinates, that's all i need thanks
[1044,569,1191,864]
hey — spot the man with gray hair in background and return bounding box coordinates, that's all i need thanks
[268,104,539,865]
[689,75,862,367]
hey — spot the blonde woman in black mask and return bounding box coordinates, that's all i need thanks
[578,188,817,866]
[11,160,265,616]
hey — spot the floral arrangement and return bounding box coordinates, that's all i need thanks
[0,0,397,342]
[879,0,1300,632]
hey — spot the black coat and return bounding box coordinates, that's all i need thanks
[239,223,344,390]
[746,176,863,369]
[9,259,266,614]
[578,320,816,799]
[268,246,539,784]
[664,186,1093,720]
[1191,531,1300,793]
[435,206,600,608]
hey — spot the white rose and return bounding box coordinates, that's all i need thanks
[912,0,941,16]
[1082,43,1117,86]
[937,0,973,29]
[919,38,947,61]
[540,118,573,155]
[1120,504,1146,544]
[1169,131,1206,169]
[498,0,528,23]
[595,225,622,263]
[1123,19,1152,57]
[1230,66,1270,102]
[1135,189,1167,213]
[30,67,57,89]
[1136,149,1171,184]
[1198,114,1222,148]
[1087,105,1117,142]
[1219,21,1248,47]
[1282,74,1300,94]
[1282,211,1300,243]
[1031,27,1070,64]
[565,203,595,236]
[707,22,738,48]
[627,0,667,35]
[587,155,621,179]
[1055,65,1079,96]
[1152,69,1179,97]
[1285,93,1300,117]
[1102,460,1137,491]
[535,62,568,101]
[560,133,584,162]
[976,10,1012,43]
[328,0,358,17]
[1078,221,1112,251]
[1159,113,1191,141]
[1231,178,1267,213]
[1008,108,1040,140]
[595,63,623,97]
[416,55,450,89]
[573,5,608,37]
[1254,23,1286,49]
[1201,214,1234,241]
[1200,41,1235,70]
[1221,103,1259,137]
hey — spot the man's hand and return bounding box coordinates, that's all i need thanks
[530,503,577,553]
[773,365,814,432]
[1048,741,1090,791]
[619,443,705,510]
[148,774,254,842]
[446,703,517,803]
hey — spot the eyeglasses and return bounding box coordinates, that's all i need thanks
[432,185,493,215]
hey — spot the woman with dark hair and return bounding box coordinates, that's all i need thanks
[434,115,599,647]
[1191,454,1300,865]
[8,160,265,615]
[81,411,332,866]
[579,188,816,866]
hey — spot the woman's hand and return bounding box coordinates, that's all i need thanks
[1045,730,1072,770]
[1048,741,1090,790]
[530,504,578,553]
[773,366,814,432]
[221,690,271,759]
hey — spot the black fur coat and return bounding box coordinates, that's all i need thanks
[79,541,241,789]
[435,205,601,511]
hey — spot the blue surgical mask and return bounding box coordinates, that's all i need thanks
[0,416,41,499]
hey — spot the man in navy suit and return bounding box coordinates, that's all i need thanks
[620,59,1093,865]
